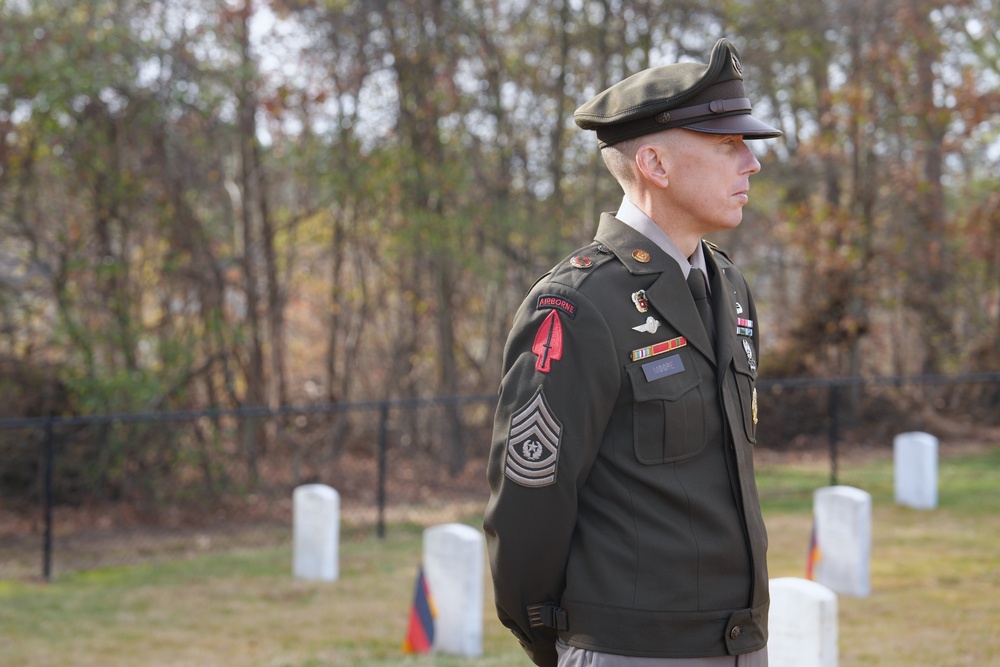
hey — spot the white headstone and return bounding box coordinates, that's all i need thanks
[813,485,871,597]
[768,577,838,667]
[423,523,484,657]
[292,484,340,581]
[894,431,938,510]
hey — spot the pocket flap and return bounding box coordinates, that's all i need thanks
[628,351,702,402]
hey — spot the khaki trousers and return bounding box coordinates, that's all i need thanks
[556,640,768,667]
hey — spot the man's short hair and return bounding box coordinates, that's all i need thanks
[601,135,644,188]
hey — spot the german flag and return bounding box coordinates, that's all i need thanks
[402,565,436,653]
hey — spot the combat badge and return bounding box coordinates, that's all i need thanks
[504,387,562,488]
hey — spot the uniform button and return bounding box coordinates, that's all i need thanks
[597,244,610,253]
[730,626,742,640]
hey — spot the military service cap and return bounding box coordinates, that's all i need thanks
[574,38,782,147]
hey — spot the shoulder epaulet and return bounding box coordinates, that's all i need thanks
[545,242,615,288]
[704,239,732,262]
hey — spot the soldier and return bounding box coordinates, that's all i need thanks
[484,38,782,667]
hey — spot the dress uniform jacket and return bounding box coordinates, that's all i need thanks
[484,212,768,667]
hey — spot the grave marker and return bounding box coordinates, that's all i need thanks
[813,485,871,597]
[894,431,938,510]
[768,577,838,667]
[292,484,340,581]
[423,523,484,657]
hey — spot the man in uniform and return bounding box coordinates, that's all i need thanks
[484,38,782,667]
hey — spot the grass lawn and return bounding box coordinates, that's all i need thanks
[1,446,998,666]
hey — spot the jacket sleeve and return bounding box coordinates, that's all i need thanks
[483,282,620,666]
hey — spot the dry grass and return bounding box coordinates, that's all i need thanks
[765,507,1000,666]
[2,445,998,666]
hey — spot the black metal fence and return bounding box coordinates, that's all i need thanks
[2,373,998,581]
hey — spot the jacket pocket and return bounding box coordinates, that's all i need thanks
[626,350,705,464]
[732,345,758,444]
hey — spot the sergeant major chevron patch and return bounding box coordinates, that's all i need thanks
[504,387,562,488]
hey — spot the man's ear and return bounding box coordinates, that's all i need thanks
[636,142,670,188]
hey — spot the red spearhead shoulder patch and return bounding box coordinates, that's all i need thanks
[531,310,563,373]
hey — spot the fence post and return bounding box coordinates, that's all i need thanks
[377,402,389,539]
[43,421,55,582]
[828,386,839,486]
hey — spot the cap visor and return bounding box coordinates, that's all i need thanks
[685,114,782,139]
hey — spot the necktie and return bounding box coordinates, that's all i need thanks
[687,268,715,348]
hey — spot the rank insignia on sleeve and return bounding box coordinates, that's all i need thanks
[532,310,564,373]
[504,387,562,488]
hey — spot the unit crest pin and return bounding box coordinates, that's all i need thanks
[631,290,649,313]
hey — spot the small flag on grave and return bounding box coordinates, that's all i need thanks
[805,519,822,580]
[402,565,436,653]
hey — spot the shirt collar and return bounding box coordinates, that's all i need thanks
[615,196,710,284]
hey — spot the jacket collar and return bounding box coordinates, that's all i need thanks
[594,213,740,369]
[594,214,711,362]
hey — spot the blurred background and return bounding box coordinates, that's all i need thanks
[1,0,998,579]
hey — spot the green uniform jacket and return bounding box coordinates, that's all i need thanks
[484,213,768,666]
